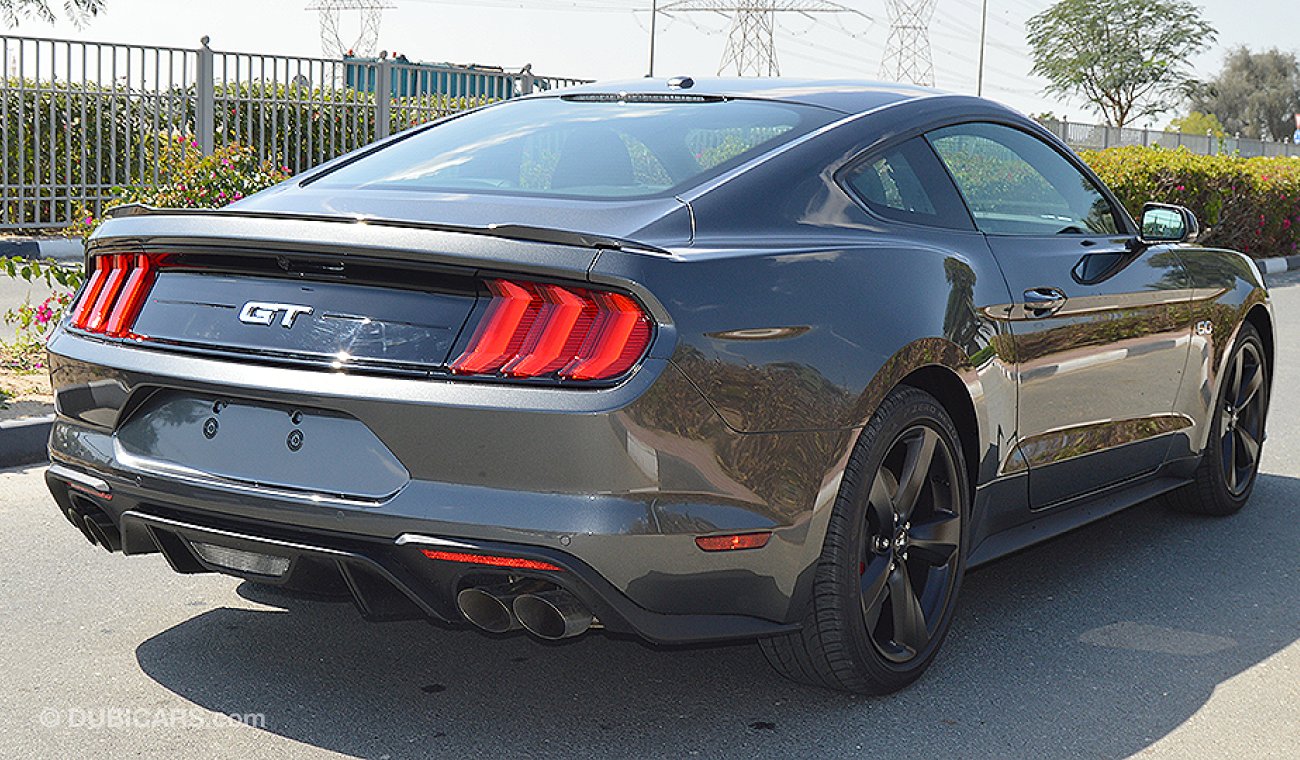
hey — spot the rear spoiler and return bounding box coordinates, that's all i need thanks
[102,204,673,256]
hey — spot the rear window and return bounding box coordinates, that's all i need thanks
[310,96,838,199]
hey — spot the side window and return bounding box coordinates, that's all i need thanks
[927,123,1123,236]
[842,138,974,230]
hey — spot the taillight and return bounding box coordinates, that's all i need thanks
[69,253,166,337]
[450,278,652,382]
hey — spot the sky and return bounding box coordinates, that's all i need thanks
[3,0,1293,128]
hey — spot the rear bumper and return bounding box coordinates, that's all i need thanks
[45,329,851,643]
[46,474,796,643]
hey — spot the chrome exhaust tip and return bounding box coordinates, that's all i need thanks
[81,510,122,553]
[513,590,593,640]
[456,583,540,633]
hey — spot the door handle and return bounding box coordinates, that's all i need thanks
[1023,287,1067,315]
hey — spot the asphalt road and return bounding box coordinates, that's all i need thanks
[1,282,1298,759]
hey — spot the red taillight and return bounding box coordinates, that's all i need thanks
[419,549,564,572]
[69,253,166,337]
[450,278,652,382]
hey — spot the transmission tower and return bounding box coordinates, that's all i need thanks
[306,0,394,59]
[659,1,869,77]
[878,0,936,86]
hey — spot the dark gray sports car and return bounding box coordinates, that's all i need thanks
[44,78,1273,694]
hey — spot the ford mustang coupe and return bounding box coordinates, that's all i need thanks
[44,78,1272,694]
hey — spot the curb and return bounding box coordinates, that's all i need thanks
[0,414,52,469]
[0,236,84,264]
[1258,254,1300,276]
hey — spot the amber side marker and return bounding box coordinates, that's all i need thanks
[695,532,772,552]
[419,549,564,572]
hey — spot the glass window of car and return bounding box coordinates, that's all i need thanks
[842,138,974,230]
[927,122,1123,235]
[310,96,839,199]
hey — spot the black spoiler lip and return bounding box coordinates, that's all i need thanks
[101,204,674,256]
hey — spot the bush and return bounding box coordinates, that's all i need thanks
[1,77,487,227]
[74,139,292,237]
[1080,145,1300,258]
[2,140,289,371]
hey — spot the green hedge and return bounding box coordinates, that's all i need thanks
[1,77,489,228]
[1081,145,1300,258]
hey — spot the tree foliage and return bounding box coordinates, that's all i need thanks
[1191,47,1300,141]
[1167,110,1226,138]
[1026,0,1216,128]
[0,0,103,26]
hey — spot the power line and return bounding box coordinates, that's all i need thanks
[658,1,870,77]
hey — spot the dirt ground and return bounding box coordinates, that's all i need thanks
[0,371,53,422]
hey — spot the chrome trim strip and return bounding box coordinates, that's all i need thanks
[394,533,481,550]
[48,462,111,495]
[112,444,393,508]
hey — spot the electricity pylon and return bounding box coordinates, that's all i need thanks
[306,0,394,59]
[878,0,937,86]
[659,1,869,77]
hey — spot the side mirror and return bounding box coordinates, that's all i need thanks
[1140,202,1200,244]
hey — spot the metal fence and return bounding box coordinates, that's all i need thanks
[0,33,590,230]
[1039,118,1300,159]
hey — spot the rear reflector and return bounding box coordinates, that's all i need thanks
[695,532,772,552]
[450,278,651,381]
[420,548,564,572]
[69,253,168,337]
[191,542,291,577]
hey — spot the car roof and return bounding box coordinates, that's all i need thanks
[546,77,940,115]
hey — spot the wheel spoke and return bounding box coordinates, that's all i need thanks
[859,555,890,631]
[888,563,929,653]
[867,471,895,526]
[1223,431,1238,491]
[1237,363,1262,409]
[894,429,937,523]
[908,514,961,565]
[1237,426,1260,469]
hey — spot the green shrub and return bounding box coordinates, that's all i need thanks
[1,77,489,228]
[2,140,288,369]
[1081,145,1300,258]
[74,139,292,237]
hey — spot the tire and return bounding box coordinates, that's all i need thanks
[1163,322,1270,516]
[761,385,969,694]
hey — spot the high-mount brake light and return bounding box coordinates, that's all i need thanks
[450,278,652,382]
[69,253,168,337]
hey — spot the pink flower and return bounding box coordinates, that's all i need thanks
[1176,185,1185,191]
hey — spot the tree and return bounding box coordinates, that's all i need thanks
[0,0,103,26]
[1191,47,1300,141]
[1167,111,1226,138]
[1026,0,1216,128]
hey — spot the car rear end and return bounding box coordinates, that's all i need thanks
[43,208,812,644]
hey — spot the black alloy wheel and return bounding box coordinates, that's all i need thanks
[859,424,962,663]
[1164,322,1270,516]
[1218,338,1266,496]
[760,385,968,694]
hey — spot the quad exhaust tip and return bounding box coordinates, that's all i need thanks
[457,584,527,633]
[457,584,594,640]
[512,590,593,640]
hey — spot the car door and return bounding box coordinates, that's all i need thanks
[927,122,1191,508]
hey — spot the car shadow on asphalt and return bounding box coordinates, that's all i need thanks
[134,473,1299,759]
